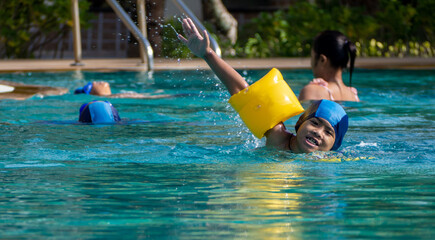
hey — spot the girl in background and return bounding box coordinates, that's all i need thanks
[299,30,359,102]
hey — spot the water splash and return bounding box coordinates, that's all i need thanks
[356,142,378,147]
[162,23,180,37]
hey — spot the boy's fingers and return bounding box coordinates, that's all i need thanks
[177,34,187,44]
[181,18,192,35]
[187,18,201,37]
[203,30,210,45]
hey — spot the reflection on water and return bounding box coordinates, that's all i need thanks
[0,69,434,238]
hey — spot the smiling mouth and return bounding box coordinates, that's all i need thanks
[306,136,319,146]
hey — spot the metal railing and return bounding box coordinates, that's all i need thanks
[70,0,83,66]
[70,0,154,71]
[70,0,222,70]
[105,0,153,70]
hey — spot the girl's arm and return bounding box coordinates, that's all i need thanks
[178,18,248,95]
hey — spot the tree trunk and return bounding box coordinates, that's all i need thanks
[146,0,164,57]
[125,0,164,57]
[202,0,238,56]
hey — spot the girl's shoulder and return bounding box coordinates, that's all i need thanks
[299,79,332,101]
[309,78,329,87]
[348,86,360,101]
[349,86,358,95]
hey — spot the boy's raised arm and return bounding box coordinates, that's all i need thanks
[178,18,248,95]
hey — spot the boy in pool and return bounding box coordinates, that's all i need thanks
[0,80,68,100]
[178,18,348,153]
[78,100,121,124]
[74,81,181,99]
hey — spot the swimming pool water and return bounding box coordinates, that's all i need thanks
[0,69,434,239]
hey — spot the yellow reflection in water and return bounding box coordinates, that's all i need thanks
[206,163,306,239]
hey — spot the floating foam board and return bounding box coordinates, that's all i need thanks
[0,84,15,93]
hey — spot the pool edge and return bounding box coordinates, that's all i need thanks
[0,57,434,73]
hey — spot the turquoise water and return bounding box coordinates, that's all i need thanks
[0,69,434,239]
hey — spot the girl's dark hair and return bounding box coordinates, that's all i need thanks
[313,30,357,86]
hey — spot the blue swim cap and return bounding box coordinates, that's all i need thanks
[74,82,93,94]
[312,100,348,150]
[79,100,121,124]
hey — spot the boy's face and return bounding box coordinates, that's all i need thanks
[296,117,335,153]
[91,81,112,96]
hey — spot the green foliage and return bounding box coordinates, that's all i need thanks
[237,0,434,58]
[0,0,92,58]
[412,0,435,43]
[356,39,434,58]
[375,0,416,42]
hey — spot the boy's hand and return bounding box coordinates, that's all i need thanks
[178,18,211,58]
